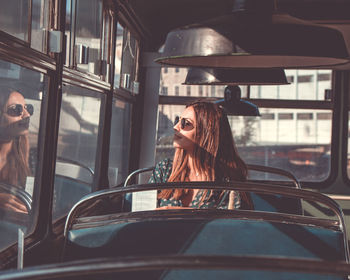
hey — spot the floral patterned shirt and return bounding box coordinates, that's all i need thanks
[149,158,240,209]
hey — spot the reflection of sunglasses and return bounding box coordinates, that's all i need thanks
[6,104,34,117]
[174,116,194,130]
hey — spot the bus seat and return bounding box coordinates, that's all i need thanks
[250,193,302,214]
[64,218,345,262]
[53,175,91,219]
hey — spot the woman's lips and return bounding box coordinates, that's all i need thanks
[174,134,181,140]
[18,118,30,129]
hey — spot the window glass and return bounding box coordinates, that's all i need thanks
[159,67,226,97]
[0,0,30,41]
[75,0,103,74]
[65,0,73,66]
[108,98,132,186]
[159,69,331,100]
[53,84,104,221]
[120,29,139,93]
[156,105,331,182]
[250,70,332,100]
[0,60,48,250]
[114,23,124,88]
[31,0,49,52]
[101,9,111,82]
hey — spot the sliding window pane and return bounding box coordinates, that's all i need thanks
[0,0,29,41]
[53,85,104,220]
[108,98,132,186]
[114,23,123,88]
[31,0,49,52]
[75,0,103,74]
[0,60,48,250]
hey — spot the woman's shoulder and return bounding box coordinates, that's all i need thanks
[155,158,173,170]
[149,158,173,183]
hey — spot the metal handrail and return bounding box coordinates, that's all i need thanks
[124,166,154,187]
[64,181,349,263]
[247,164,301,189]
[124,164,301,188]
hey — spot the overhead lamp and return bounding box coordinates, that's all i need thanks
[183,67,289,85]
[215,85,260,116]
[155,12,349,68]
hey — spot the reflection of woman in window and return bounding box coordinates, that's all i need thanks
[0,86,33,213]
[150,101,252,210]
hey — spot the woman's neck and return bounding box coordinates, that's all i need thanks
[187,154,205,181]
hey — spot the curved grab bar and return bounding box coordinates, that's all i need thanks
[124,166,154,187]
[247,164,301,189]
[124,164,301,189]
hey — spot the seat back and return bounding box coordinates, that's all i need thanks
[62,182,349,266]
[65,216,345,262]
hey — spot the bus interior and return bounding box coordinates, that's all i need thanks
[1,0,350,279]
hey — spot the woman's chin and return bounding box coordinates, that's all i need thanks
[19,129,29,136]
[173,142,181,148]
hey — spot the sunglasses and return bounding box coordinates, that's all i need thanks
[174,116,194,130]
[6,104,34,117]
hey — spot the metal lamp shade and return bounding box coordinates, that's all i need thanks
[184,67,289,85]
[156,13,350,69]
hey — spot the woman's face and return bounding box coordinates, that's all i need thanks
[173,106,196,153]
[1,91,31,137]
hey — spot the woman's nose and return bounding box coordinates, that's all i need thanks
[22,108,30,118]
[174,121,180,131]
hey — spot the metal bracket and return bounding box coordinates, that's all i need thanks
[48,30,63,53]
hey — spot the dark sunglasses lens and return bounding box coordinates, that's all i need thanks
[181,118,186,129]
[26,104,34,116]
[174,116,180,126]
[7,104,23,116]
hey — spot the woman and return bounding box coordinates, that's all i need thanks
[150,101,252,210]
[0,86,33,213]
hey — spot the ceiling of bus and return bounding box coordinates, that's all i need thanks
[118,0,350,50]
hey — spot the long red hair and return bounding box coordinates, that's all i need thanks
[159,101,251,208]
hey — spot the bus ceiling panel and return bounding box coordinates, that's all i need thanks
[118,0,234,49]
[117,0,350,50]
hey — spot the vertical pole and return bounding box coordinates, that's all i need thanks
[132,52,161,211]
[17,229,24,269]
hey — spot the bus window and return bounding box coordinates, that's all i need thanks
[114,23,124,89]
[108,98,132,186]
[120,29,139,93]
[31,0,50,53]
[228,111,331,182]
[0,0,49,53]
[250,70,332,100]
[159,67,227,97]
[0,60,48,251]
[75,0,103,74]
[156,105,331,183]
[52,84,104,221]
[0,1,30,41]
